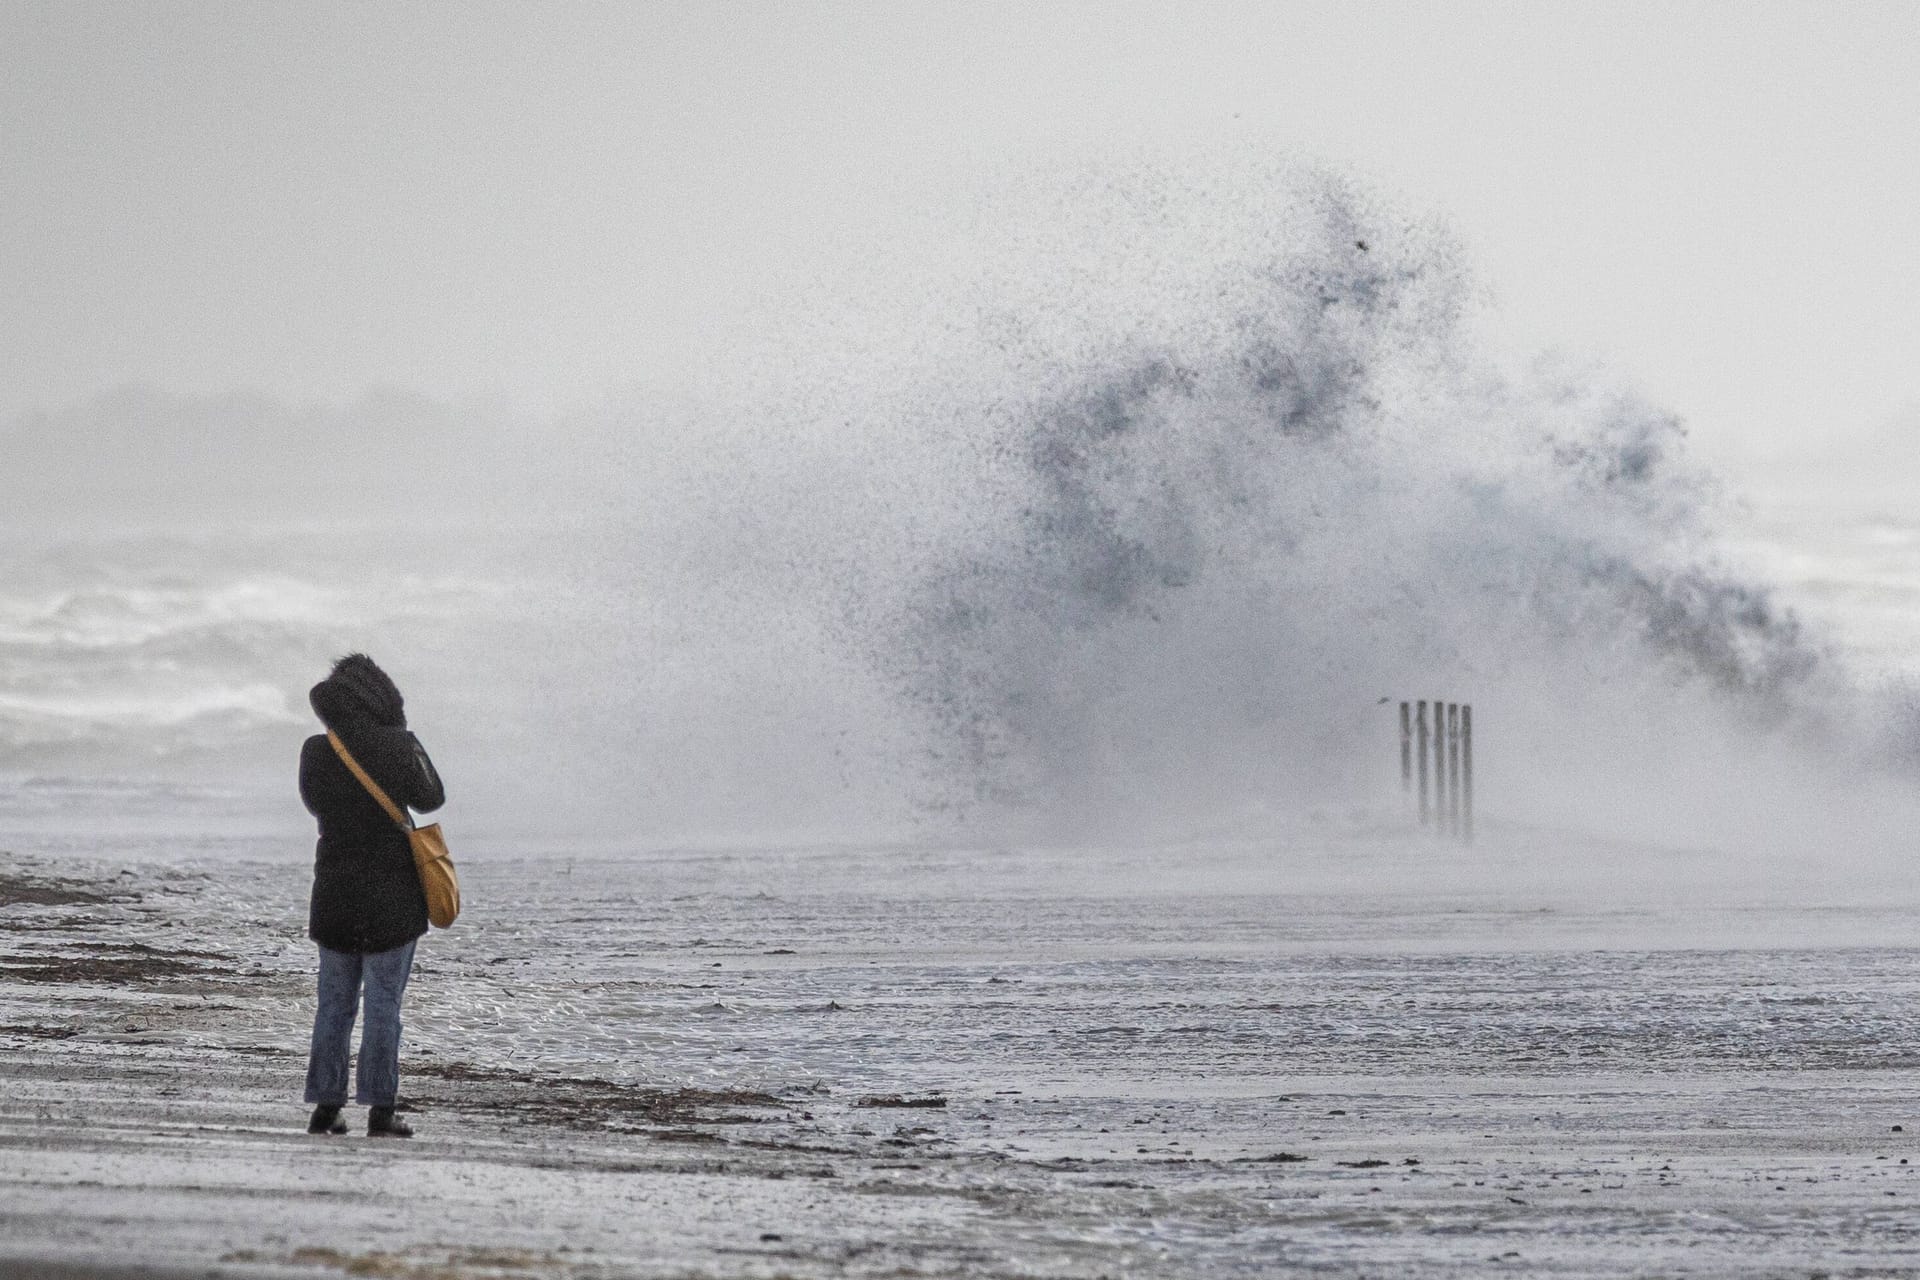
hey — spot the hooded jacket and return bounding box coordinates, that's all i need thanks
[299,654,446,953]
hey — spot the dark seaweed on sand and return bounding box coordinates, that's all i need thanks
[406,1059,787,1130]
[0,869,118,909]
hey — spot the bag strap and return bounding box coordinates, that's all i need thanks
[327,731,413,832]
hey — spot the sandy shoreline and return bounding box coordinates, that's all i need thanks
[8,840,1920,1277]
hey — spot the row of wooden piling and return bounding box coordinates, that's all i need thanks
[1398,700,1471,841]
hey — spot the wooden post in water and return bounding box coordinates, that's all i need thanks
[1446,702,1461,835]
[1396,696,1475,842]
[1461,703,1474,843]
[1399,702,1412,801]
[1415,700,1430,824]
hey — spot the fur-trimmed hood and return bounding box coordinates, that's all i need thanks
[309,652,406,730]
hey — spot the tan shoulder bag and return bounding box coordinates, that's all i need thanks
[327,731,461,929]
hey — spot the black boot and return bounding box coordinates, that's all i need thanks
[307,1104,347,1135]
[367,1105,413,1138]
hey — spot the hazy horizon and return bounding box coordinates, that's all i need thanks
[5,2,1916,452]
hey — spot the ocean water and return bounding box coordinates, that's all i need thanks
[0,521,605,840]
[1,489,1911,850]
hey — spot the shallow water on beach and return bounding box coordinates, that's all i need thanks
[10,826,1920,1140]
[9,823,1920,1276]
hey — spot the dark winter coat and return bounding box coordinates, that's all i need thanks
[299,655,445,954]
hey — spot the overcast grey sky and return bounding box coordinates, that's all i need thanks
[4,1,1915,459]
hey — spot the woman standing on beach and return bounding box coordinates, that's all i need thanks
[298,653,445,1138]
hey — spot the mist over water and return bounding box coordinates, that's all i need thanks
[607,159,1889,850]
[3,158,1913,856]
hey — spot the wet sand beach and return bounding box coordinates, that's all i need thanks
[6,831,1920,1277]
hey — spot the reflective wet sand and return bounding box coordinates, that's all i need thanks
[5,829,1920,1277]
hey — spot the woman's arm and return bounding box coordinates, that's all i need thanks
[298,735,327,816]
[344,726,447,814]
[404,734,446,813]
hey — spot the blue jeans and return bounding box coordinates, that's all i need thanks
[303,940,417,1107]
